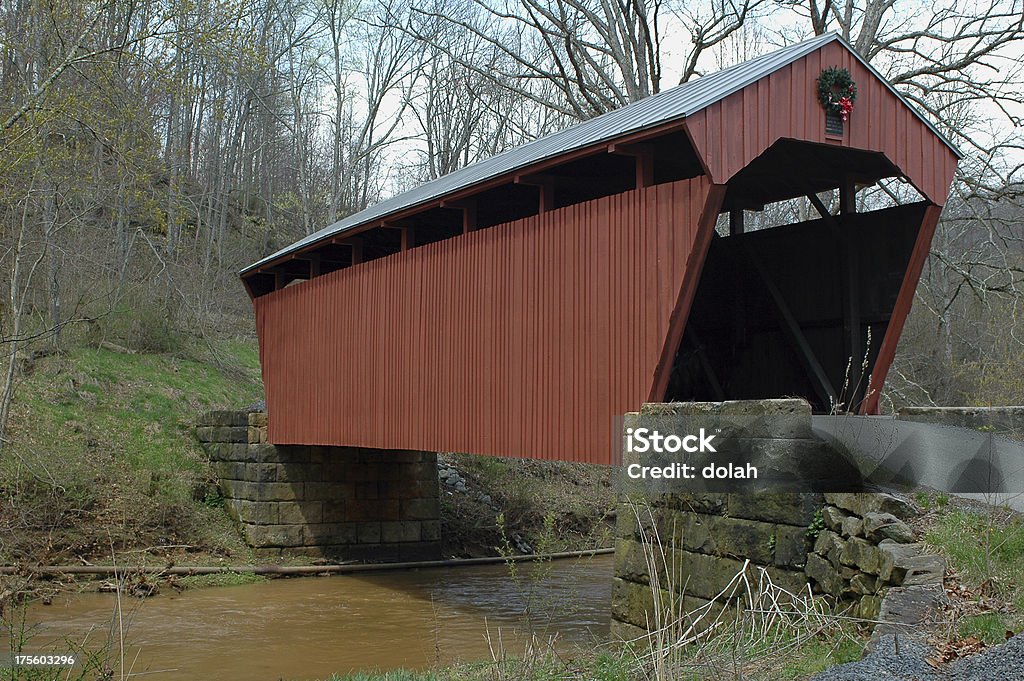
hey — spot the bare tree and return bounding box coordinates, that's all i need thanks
[405,0,764,121]
[322,0,419,219]
[0,183,42,444]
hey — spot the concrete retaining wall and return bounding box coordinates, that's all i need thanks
[196,411,440,561]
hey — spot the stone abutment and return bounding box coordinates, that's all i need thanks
[195,410,441,561]
[612,400,947,640]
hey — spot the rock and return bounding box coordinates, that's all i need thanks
[727,493,821,526]
[614,539,651,584]
[202,410,249,427]
[765,566,811,596]
[871,584,948,641]
[840,515,864,538]
[700,516,774,564]
[862,512,914,544]
[659,550,747,602]
[815,634,939,680]
[947,631,1024,679]
[244,523,303,548]
[877,496,916,520]
[814,530,845,567]
[840,537,882,575]
[900,559,945,586]
[821,505,849,532]
[774,525,810,568]
[611,578,659,629]
[824,492,916,520]
[806,552,843,596]
[857,594,883,619]
[850,572,878,595]
[650,507,712,552]
[878,542,945,586]
[609,619,651,643]
[656,492,727,515]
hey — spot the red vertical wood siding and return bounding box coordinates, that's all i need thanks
[684,41,959,206]
[648,185,727,402]
[255,177,713,463]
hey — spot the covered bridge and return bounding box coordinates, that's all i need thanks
[241,33,960,465]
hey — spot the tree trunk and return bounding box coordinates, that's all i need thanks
[0,208,32,448]
[43,181,61,349]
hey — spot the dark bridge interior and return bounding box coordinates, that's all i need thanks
[244,128,707,295]
[666,140,927,414]
[667,200,928,413]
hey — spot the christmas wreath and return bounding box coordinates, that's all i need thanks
[817,67,857,122]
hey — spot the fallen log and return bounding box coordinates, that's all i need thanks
[0,547,614,577]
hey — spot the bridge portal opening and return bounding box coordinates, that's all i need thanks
[665,141,930,413]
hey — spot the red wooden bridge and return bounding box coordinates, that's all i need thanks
[241,33,959,465]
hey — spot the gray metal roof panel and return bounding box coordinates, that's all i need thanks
[243,32,959,274]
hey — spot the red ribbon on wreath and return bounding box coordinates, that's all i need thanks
[818,68,857,122]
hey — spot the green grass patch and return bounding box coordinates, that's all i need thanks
[321,651,632,681]
[1,340,262,563]
[925,507,1024,627]
[14,344,261,473]
[769,635,863,679]
[326,672,441,681]
[316,634,862,681]
[326,672,445,681]
[960,613,1012,646]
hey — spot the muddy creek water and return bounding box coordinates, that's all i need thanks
[21,554,614,680]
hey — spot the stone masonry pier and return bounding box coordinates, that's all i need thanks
[612,400,948,640]
[196,411,441,561]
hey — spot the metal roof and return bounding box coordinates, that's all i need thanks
[243,32,960,274]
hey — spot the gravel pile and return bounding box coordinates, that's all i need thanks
[947,634,1024,680]
[812,634,1024,680]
